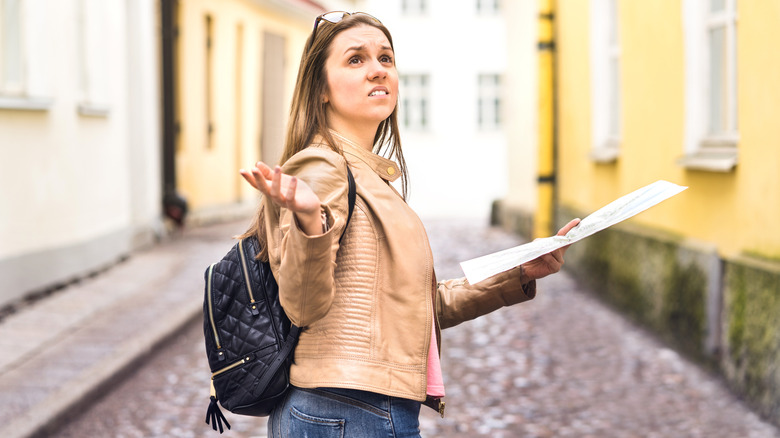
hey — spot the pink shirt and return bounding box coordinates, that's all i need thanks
[426,319,445,397]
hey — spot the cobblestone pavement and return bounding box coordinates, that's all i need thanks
[55,219,780,437]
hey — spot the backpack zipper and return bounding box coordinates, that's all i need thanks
[238,240,260,315]
[206,263,227,362]
[206,263,221,350]
[212,354,254,378]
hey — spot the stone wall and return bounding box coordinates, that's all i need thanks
[722,256,780,423]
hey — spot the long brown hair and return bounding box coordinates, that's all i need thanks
[242,13,409,257]
[282,13,408,196]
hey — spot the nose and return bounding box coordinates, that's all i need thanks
[367,59,387,80]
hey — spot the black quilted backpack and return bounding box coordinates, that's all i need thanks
[203,167,355,433]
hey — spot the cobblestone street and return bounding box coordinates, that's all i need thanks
[54,219,780,437]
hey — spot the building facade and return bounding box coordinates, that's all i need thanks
[0,0,162,307]
[348,0,512,220]
[498,0,780,425]
[170,0,322,219]
[0,0,321,308]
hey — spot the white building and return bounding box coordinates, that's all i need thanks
[335,0,516,220]
[0,0,162,307]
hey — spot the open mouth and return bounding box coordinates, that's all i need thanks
[369,90,388,97]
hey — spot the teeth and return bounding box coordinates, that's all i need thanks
[369,90,388,96]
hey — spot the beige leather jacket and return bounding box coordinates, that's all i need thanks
[262,134,536,404]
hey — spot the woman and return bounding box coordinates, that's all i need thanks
[240,11,580,438]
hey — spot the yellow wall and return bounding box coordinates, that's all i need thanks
[175,0,313,210]
[556,0,780,260]
[732,0,780,258]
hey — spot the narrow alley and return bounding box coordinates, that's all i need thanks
[51,219,780,438]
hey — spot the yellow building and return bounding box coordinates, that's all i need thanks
[499,0,780,425]
[167,0,323,219]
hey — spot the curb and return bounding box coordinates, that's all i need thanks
[1,301,201,438]
[0,217,250,438]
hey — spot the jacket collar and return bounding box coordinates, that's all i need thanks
[328,130,401,183]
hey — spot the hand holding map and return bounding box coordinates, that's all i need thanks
[460,180,688,284]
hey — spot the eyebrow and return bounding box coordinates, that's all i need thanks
[344,45,393,55]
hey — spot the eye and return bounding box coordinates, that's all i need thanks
[380,54,394,64]
[348,56,362,65]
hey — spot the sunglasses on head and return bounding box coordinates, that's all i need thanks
[307,11,382,52]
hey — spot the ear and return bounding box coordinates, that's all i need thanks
[322,94,329,104]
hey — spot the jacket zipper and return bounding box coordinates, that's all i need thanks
[431,280,445,418]
[212,354,254,379]
[238,240,260,315]
[424,222,446,418]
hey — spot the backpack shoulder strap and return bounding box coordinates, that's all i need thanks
[340,166,356,244]
[339,164,357,240]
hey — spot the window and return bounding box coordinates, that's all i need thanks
[590,0,622,162]
[1,0,24,96]
[477,73,501,130]
[706,0,737,139]
[401,0,427,16]
[400,74,429,131]
[476,0,500,14]
[77,0,111,116]
[0,0,51,110]
[680,0,738,171]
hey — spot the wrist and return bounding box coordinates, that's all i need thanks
[517,264,534,284]
[295,207,327,236]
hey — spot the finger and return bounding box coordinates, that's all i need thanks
[286,176,298,204]
[270,166,283,200]
[239,169,258,189]
[240,168,265,189]
[541,253,563,272]
[249,168,272,195]
[557,218,581,236]
[255,162,274,179]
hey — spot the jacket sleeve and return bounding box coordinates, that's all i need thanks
[435,265,536,329]
[266,148,350,327]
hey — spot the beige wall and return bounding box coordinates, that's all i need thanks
[0,1,130,257]
[0,0,161,306]
[175,0,315,211]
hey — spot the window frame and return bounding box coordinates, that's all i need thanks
[1,0,25,96]
[679,0,739,172]
[76,0,111,117]
[477,73,502,131]
[401,0,427,16]
[476,0,500,15]
[589,0,622,163]
[400,73,430,132]
[0,0,52,111]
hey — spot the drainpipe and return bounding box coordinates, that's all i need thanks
[161,0,188,226]
[535,0,557,238]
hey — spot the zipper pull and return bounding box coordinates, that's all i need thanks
[205,396,231,433]
[206,380,231,433]
[248,301,260,316]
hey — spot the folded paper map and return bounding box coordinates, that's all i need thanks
[460,180,688,284]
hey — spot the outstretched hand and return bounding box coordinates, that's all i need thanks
[240,162,323,234]
[521,218,581,281]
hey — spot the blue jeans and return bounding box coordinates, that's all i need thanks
[267,386,422,438]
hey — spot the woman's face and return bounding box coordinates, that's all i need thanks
[323,25,398,135]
